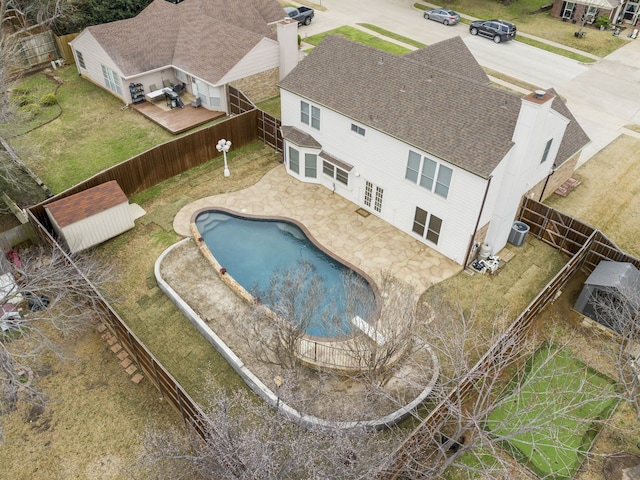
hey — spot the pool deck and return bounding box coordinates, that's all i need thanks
[173,164,461,295]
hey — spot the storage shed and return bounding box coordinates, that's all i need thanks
[574,261,640,333]
[44,181,135,253]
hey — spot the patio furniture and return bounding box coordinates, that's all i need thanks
[191,97,201,108]
[163,79,173,88]
[148,83,157,93]
[146,88,166,102]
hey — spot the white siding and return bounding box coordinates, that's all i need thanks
[59,203,134,253]
[70,31,127,103]
[281,90,488,264]
[219,38,279,84]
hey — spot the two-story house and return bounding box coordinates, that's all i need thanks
[278,35,590,266]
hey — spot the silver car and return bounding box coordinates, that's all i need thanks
[423,8,460,26]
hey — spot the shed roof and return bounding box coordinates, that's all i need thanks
[82,0,285,81]
[44,181,129,228]
[585,261,640,289]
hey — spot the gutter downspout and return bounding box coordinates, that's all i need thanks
[463,175,492,267]
[538,167,555,202]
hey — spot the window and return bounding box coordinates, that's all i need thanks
[406,150,452,199]
[101,65,122,95]
[351,123,365,136]
[427,215,442,244]
[435,165,452,198]
[364,181,383,213]
[420,158,436,190]
[311,105,320,129]
[301,101,320,130]
[305,153,317,178]
[405,151,421,183]
[289,147,299,174]
[322,161,349,186]
[540,139,553,164]
[413,207,442,245]
[76,50,86,70]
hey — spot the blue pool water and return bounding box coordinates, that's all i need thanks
[195,211,375,337]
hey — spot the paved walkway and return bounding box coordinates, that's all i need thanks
[173,164,461,295]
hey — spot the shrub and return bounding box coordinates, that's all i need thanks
[11,86,30,96]
[595,15,610,29]
[40,93,58,106]
[15,94,37,107]
[20,103,41,118]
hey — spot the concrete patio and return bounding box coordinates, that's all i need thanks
[173,164,461,295]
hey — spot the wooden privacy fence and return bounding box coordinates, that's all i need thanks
[54,33,79,64]
[18,30,59,68]
[29,110,261,228]
[383,229,596,477]
[384,198,640,477]
[27,213,215,440]
[518,197,640,274]
[229,85,282,153]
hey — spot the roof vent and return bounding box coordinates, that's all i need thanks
[534,90,546,99]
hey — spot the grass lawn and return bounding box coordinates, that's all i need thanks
[415,0,628,58]
[7,66,176,194]
[304,26,412,54]
[485,344,618,479]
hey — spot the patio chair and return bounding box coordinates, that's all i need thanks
[163,79,173,88]
[148,83,157,92]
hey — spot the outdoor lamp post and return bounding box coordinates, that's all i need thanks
[216,138,232,177]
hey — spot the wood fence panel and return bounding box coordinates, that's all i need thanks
[54,33,78,64]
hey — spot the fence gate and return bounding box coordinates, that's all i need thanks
[19,30,59,68]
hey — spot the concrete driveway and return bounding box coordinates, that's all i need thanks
[299,0,640,165]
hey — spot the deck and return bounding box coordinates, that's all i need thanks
[131,96,225,134]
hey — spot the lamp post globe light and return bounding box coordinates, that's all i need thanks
[216,138,232,177]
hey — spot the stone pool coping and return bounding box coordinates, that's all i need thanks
[155,237,440,430]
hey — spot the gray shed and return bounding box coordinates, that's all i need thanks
[44,181,135,253]
[574,261,640,333]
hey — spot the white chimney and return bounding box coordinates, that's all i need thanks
[277,18,299,81]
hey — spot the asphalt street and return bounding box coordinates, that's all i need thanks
[299,0,640,164]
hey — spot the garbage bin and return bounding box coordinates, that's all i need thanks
[508,221,530,247]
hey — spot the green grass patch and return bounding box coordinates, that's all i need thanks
[356,23,427,49]
[485,344,618,479]
[304,26,412,55]
[414,1,627,58]
[516,35,597,63]
[8,66,176,193]
[256,96,281,119]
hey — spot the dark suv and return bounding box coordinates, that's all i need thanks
[469,19,516,43]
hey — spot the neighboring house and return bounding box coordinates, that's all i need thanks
[44,181,135,253]
[278,36,590,266]
[550,0,632,26]
[70,0,299,111]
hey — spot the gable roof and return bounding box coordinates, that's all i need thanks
[279,35,522,178]
[83,0,284,81]
[548,88,591,166]
[44,181,128,228]
[404,36,489,85]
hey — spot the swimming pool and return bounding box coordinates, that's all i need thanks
[195,210,376,337]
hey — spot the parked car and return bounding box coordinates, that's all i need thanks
[284,6,315,26]
[423,8,460,26]
[469,19,517,43]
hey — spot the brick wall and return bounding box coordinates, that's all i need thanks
[230,68,280,105]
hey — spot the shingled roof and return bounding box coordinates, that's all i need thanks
[279,35,522,178]
[86,0,285,81]
[44,181,128,228]
[548,88,591,167]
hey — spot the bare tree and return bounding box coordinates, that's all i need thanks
[136,377,398,480]
[0,243,113,427]
[379,294,620,479]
